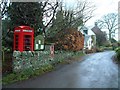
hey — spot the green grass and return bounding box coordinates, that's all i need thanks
[2,64,54,85]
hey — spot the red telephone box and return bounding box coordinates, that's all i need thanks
[14,26,34,52]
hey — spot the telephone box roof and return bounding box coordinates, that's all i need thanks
[15,26,33,29]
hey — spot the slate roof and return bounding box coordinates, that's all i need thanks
[91,23,103,35]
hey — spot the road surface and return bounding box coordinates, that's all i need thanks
[3,51,118,88]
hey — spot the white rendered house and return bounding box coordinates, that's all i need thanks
[78,26,96,50]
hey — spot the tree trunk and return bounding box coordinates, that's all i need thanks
[43,28,47,38]
[0,12,2,58]
[109,30,111,42]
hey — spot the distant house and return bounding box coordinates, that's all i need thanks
[91,22,104,35]
[78,26,96,50]
[91,22,108,46]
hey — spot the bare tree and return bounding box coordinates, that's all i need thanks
[55,0,96,29]
[41,1,59,37]
[75,0,96,24]
[46,0,96,39]
[1,0,8,18]
[97,13,118,42]
[62,0,96,29]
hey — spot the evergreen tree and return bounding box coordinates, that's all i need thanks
[7,2,44,36]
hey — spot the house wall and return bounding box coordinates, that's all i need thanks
[84,35,96,50]
[78,26,96,50]
[87,37,92,50]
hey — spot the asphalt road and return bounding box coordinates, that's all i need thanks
[3,51,118,88]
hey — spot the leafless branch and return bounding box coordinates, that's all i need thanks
[97,13,118,41]
[1,1,8,18]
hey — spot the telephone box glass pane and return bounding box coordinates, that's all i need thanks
[24,35,32,51]
[15,35,19,50]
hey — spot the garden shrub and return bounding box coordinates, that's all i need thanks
[54,28,84,51]
[103,47,113,50]
[115,47,120,61]
[96,47,104,52]
[84,49,95,54]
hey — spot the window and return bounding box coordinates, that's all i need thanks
[83,30,88,34]
[15,35,19,50]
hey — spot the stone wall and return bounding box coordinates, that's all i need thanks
[12,51,75,72]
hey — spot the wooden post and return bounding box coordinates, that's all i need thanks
[50,44,54,58]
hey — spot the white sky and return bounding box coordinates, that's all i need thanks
[86,0,119,27]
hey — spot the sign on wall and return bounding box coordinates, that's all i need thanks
[34,35,44,50]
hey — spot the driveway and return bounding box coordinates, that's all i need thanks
[3,51,118,88]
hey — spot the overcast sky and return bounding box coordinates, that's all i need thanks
[86,0,119,27]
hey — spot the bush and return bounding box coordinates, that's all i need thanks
[96,47,104,52]
[103,47,113,50]
[115,47,120,61]
[54,28,84,51]
[103,42,111,47]
[111,43,118,50]
[84,49,94,54]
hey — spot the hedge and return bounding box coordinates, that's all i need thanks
[115,47,120,61]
